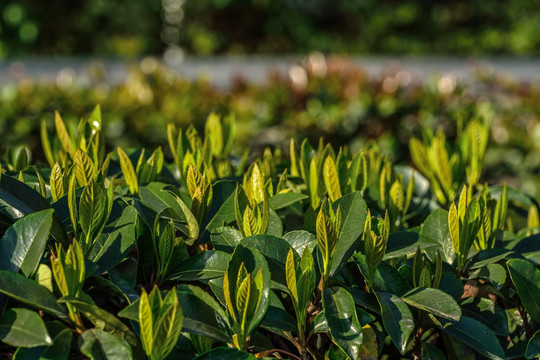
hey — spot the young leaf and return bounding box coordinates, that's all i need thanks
[75,149,95,186]
[152,293,184,360]
[79,180,108,251]
[324,155,342,202]
[50,163,65,202]
[448,203,460,256]
[68,173,79,237]
[55,111,75,158]
[117,147,138,195]
[285,248,298,306]
[41,120,55,167]
[317,207,337,277]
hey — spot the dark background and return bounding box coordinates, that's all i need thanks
[2,0,540,57]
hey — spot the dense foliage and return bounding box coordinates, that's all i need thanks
[1,107,540,359]
[2,0,540,56]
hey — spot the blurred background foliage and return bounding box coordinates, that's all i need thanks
[2,0,540,201]
[2,58,540,198]
[2,0,540,57]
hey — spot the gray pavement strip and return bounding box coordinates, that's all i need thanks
[0,56,539,88]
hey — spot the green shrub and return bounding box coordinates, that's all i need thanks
[1,107,540,359]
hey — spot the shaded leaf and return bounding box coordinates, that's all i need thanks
[167,250,230,281]
[0,308,52,347]
[330,192,367,276]
[194,347,256,360]
[461,297,508,337]
[441,316,505,360]
[269,193,308,210]
[507,259,540,323]
[59,297,141,356]
[421,209,454,264]
[375,291,414,354]
[0,209,53,276]
[79,329,133,360]
[0,270,68,320]
[323,287,363,360]
[87,204,138,275]
[526,330,540,359]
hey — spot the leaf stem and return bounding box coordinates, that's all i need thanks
[412,327,423,360]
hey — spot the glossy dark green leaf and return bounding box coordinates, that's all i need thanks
[312,311,329,333]
[507,258,540,323]
[375,291,414,354]
[269,192,308,210]
[401,287,461,321]
[283,230,316,256]
[239,235,295,287]
[208,277,225,307]
[505,341,527,360]
[330,192,367,276]
[349,289,380,315]
[0,270,68,320]
[420,209,454,264]
[210,226,242,253]
[512,234,540,265]
[194,347,256,360]
[87,204,137,275]
[0,308,52,347]
[203,180,237,235]
[166,250,230,281]
[441,332,476,360]
[526,330,540,359]
[323,287,364,360]
[261,291,297,334]
[86,276,131,310]
[384,231,438,260]
[13,322,73,360]
[441,316,505,360]
[0,209,53,276]
[177,286,231,343]
[468,248,515,270]
[422,343,446,360]
[0,174,67,245]
[438,274,464,302]
[354,254,411,296]
[79,329,133,360]
[267,208,283,237]
[461,297,508,337]
[468,263,506,289]
[43,327,73,360]
[139,182,183,218]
